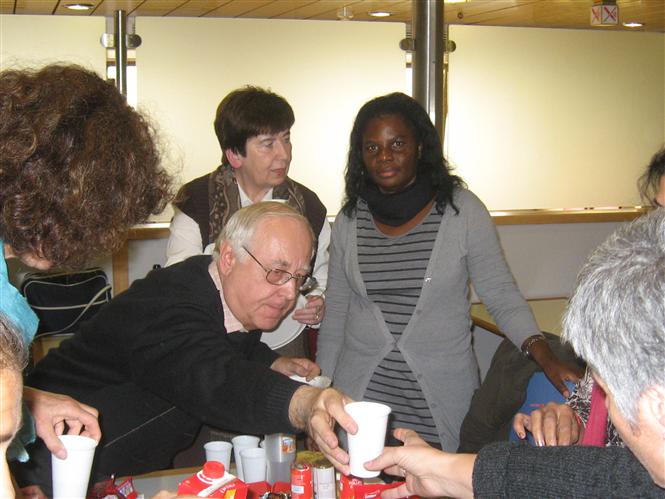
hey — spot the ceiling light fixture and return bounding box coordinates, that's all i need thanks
[622,21,643,28]
[65,3,94,10]
[368,11,391,18]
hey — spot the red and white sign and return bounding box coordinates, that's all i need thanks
[591,3,619,26]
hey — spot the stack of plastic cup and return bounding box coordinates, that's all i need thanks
[231,435,260,481]
[264,433,296,484]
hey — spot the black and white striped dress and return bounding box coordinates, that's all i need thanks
[357,202,442,445]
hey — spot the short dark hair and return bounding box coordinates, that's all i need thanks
[0,64,173,268]
[214,86,295,165]
[342,92,465,217]
[637,145,665,206]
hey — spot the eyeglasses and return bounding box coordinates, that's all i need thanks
[243,246,317,293]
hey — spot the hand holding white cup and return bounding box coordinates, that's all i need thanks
[345,401,391,478]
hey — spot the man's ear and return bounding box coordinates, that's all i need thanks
[643,385,665,430]
[225,148,243,170]
[217,241,236,277]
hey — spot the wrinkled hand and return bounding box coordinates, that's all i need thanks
[364,429,476,499]
[271,356,321,380]
[512,402,581,446]
[529,341,583,397]
[297,387,355,474]
[23,387,101,459]
[293,295,325,326]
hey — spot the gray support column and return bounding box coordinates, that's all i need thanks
[412,0,444,141]
[114,10,127,97]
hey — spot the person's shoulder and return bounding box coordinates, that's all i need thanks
[181,169,216,192]
[175,168,220,212]
[286,177,327,222]
[451,188,489,215]
[453,187,482,205]
[288,177,324,204]
[134,255,213,293]
[331,207,355,231]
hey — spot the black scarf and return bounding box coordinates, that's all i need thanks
[361,175,435,227]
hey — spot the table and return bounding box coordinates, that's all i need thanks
[470,298,569,337]
[131,466,198,496]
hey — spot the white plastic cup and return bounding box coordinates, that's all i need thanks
[51,434,98,499]
[345,401,391,478]
[240,447,267,483]
[204,441,233,470]
[231,435,260,480]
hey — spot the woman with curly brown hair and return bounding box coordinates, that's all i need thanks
[0,63,173,494]
[0,64,172,269]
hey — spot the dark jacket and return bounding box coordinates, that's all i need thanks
[458,333,584,452]
[28,255,303,434]
[474,442,665,498]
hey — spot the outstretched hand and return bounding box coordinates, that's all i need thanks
[364,428,476,499]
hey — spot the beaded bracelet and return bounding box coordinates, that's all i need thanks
[521,334,546,359]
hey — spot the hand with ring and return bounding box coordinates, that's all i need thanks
[293,294,326,325]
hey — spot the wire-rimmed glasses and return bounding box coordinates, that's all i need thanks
[243,246,317,293]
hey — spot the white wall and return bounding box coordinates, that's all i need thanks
[446,25,665,210]
[0,15,104,73]
[136,17,406,217]
[3,15,662,215]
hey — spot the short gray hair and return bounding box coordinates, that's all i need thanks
[0,313,29,373]
[562,208,665,424]
[214,201,314,261]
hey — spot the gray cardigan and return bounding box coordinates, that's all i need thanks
[316,189,540,450]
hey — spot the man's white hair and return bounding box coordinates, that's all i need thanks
[213,201,314,262]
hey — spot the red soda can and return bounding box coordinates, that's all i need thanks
[291,462,313,499]
[339,474,363,499]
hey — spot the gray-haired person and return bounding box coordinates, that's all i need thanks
[0,313,29,496]
[14,202,354,496]
[351,208,665,498]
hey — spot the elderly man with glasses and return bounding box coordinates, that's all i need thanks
[13,202,353,497]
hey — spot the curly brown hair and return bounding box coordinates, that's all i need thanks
[0,64,173,268]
